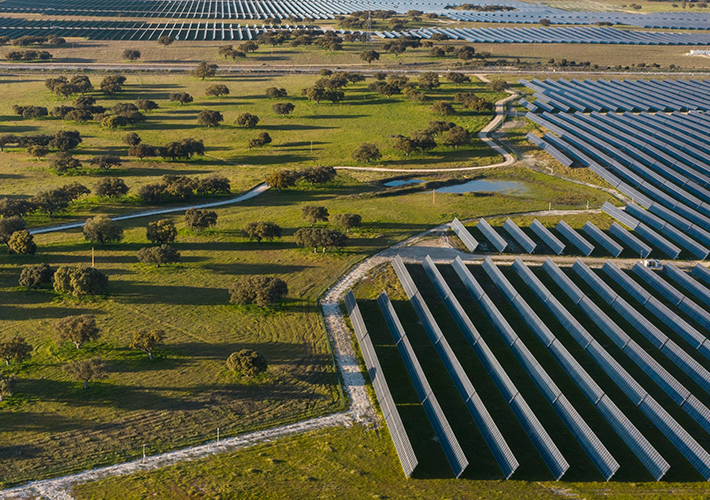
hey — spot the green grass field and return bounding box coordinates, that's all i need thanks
[0,71,510,227]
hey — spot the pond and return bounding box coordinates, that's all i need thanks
[383,179,425,187]
[437,179,529,195]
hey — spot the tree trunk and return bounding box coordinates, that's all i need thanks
[148,351,154,361]
[75,342,81,349]
[0,394,4,402]
[313,247,317,253]
[4,359,9,366]
[83,380,89,390]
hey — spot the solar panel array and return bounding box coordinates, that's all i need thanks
[543,258,710,479]
[384,26,710,45]
[348,253,710,479]
[512,258,669,480]
[451,215,693,260]
[479,257,619,480]
[524,87,710,260]
[391,255,510,478]
[450,257,570,480]
[0,0,452,20]
[7,0,710,31]
[344,291,418,478]
[0,19,362,41]
[572,261,710,404]
[522,78,710,113]
[420,256,519,479]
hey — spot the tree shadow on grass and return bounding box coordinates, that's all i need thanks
[227,153,314,165]
[0,304,98,320]
[298,114,369,120]
[116,284,228,306]
[120,165,209,177]
[258,123,335,131]
[202,262,312,276]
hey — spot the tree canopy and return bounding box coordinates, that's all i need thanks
[242,221,281,243]
[197,109,224,127]
[226,349,267,377]
[55,314,101,349]
[83,216,124,245]
[146,219,177,244]
[333,213,362,233]
[294,228,347,253]
[130,330,166,360]
[351,143,381,163]
[53,266,108,296]
[0,336,32,365]
[137,245,180,268]
[19,263,54,289]
[229,276,288,307]
[185,209,218,232]
[192,61,218,80]
[301,205,329,226]
[63,358,106,390]
[8,230,36,255]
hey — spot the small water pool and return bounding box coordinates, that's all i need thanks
[437,179,529,195]
[383,179,425,187]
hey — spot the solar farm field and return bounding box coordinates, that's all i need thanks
[348,254,710,482]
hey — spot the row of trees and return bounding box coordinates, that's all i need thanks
[5,50,52,61]
[18,263,108,296]
[46,74,126,98]
[265,166,337,189]
[1,35,66,46]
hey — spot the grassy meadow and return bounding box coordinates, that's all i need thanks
[0,71,509,227]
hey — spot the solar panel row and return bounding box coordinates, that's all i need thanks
[450,218,478,253]
[390,26,710,45]
[344,291,418,478]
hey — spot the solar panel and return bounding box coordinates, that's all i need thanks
[392,256,517,478]
[377,291,469,478]
[583,222,624,257]
[557,220,595,256]
[344,291,418,478]
[503,219,537,254]
[450,218,479,253]
[664,262,710,306]
[530,219,565,255]
[477,219,508,253]
[609,222,653,258]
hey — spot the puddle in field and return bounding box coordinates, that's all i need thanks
[437,179,529,195]
[383,179,425,187]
